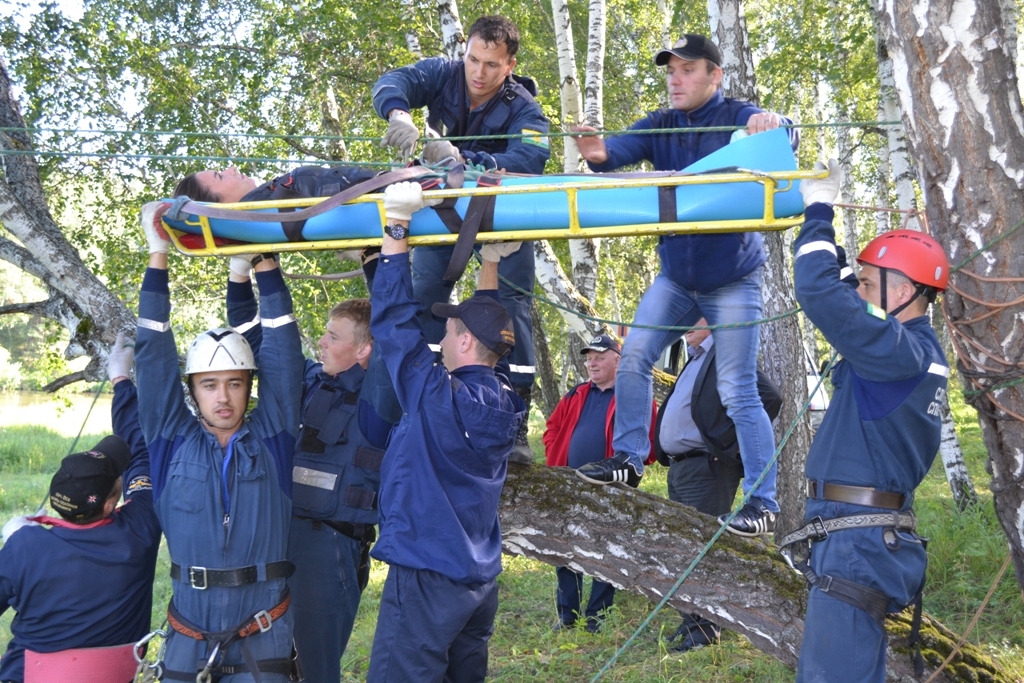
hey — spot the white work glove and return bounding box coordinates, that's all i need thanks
[140,201,171,254]
[422,139,463,166]
[107,331,135,381]
[229,254,256,279]
[381,110,419,157]
[800,159,842,208]
[3,511,43,543]
[383,182,442,222]
[480,241,523,263]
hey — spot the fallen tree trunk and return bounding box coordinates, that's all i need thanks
[499,465,1012,682]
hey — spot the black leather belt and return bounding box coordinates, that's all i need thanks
[170,560,295,590]
[806,480,906,510]
[298,516,376,543]
[667,449,710,463]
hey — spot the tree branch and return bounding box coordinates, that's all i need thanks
[40,370,88,393]
[0,300,53,317]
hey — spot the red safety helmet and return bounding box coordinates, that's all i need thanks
[856,230,949,291]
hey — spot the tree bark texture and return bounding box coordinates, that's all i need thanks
[876,40,920,231]
[707,0,757,103]
[0,55,135,385]
[499,465,1013,682]
[870,0,1024,590]
[436,0,465,61]
[550,0,584,174]
[533,240,610,342]
[530,301,562,419]
[583,0,606,129]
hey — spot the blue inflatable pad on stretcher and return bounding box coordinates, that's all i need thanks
[162,128,802,244]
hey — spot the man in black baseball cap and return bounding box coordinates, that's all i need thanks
[431,296,516,368]
[48,436,131,522]
[581,334,622,355]
[655,34,723,67]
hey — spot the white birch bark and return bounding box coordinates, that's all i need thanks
[656,0,672,48]
[583,0,606,128]
[436,0,465,61]
[870,0,1024,590]
[402,0,422,56]
[550,0,583,173]
[708,0,757,102]
[876,39,919,231]
[533,240,609,342]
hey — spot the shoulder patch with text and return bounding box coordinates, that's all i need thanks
[127,476,152,493]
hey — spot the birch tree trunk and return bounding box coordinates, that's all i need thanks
[656,0,672,49]
[709,0,813,538]
[551,0,583,174]
[499,466,1013,682]
[401,0,422,57]
[876,40,920,231]
[871,0,1024,590]
[531,301,562,419]
[436,0,465,61]
[533,240,610,342]
[0,56,135,389]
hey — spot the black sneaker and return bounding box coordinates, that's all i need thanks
[719,501,776,537]
[576,453,642,487]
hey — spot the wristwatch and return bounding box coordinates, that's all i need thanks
[384,223,409,240]
[250,252,277,267]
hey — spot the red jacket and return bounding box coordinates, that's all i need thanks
[543,381,657,467]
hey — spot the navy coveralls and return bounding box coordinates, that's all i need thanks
[793,204,948,682]
[227,279,397,682]
[136,267,303,682]
[0,381,160,683]
[373,57,551,391]
[366,250,525,682]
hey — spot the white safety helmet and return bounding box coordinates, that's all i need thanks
[184,328,257,376]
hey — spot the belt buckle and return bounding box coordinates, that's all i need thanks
[808,516,829,542]
[818,574,833,593]
[254,609,273,633]
[805,480,816,498]
[189,566,208,590]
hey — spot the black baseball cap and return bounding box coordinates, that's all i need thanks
[431,296,515,356]
[580,334,621,355]
[49,435,131,521]
[655,34,723,67]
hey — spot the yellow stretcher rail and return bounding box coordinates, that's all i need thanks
[165,168,828,257]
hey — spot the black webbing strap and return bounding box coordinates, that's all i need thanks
[268,182,308,242]
[342,486,377,510]
[658,185,677,223]
[162,657,296,681]
[442,172,501,284]
[169,166,435,223]
[431,164,466,234]
[907,538,929,676]
[353,446,385,472]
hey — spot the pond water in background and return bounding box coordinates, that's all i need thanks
[0,390,113,436]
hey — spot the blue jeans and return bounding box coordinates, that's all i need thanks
[288,517,365,683]
[411,244,535,390]
[613,269,778,511]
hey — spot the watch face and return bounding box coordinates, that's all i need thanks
[386,224,408,240]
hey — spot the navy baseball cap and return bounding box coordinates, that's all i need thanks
[655,34,723,67]
[49,435,131,521]
[432,296,515,356]
[581,334,621,355]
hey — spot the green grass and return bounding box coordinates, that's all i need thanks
[2,387,1022,681]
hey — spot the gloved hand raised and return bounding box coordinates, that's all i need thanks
[800,159,841,208]
[480,241,523,263]
[107,331,135,382]
[383,182,442,223]
[381,110,419,158]
[141,201,171,254]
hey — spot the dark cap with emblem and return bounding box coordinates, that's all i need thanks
[655,34,723,67]
[431,296,516,356]
[49,435,131,520]
[580,334,622,355]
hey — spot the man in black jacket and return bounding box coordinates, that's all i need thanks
[653,318,782,652]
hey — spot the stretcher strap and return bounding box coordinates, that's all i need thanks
[169,166,435,223]
[443,172,501,284]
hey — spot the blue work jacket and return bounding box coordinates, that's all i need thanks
[373,57,550,174]
[0,382,160,682]
[135,267,303,665]
[793,204,947,607]
[368,251,526,584]
[589,91,800,293]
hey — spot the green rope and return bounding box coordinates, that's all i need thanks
[589,351,839,681]
[0,118,901,145]
[0,149,397,167]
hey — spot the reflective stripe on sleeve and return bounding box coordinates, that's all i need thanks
[233,314,261,335]
[509,364,536,374]
[927,363,950,377]
[795,241,837,259]
[261,314,297,328]
[138,318,171,333]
